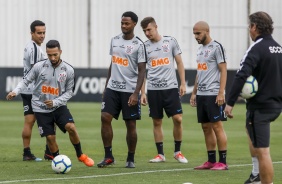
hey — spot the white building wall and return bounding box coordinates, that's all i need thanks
[0,0,88,68]
[0,0,281,69]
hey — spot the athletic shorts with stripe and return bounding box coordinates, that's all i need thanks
[34,106,74,137]
[21,94,34,115]
[196,95,227,123]
[101,88,141,120]
[147,88,182,119]
[246,108,280,148]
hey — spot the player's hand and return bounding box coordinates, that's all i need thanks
[190,94,197,107]
[44,100,54,108]
[179,83,186,97]
[224,105,234,118]
[128,93,138,107]
[215,93,225,106]
[140,93,147,106]
[6,92,16,100]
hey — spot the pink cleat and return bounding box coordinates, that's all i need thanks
[210,162,228,170]
[194,161,216,170]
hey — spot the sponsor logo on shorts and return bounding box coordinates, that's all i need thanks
[38,126,43,135]
[23,105,29,112]
[101,102,105,110]
[214,115,220,119]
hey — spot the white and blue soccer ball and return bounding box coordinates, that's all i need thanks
[51,155,72,174]
[240,75,258,99]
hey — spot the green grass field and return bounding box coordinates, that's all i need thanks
[0,101,281,184]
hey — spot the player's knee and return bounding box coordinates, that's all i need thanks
[172,115,182,125]
[65,123,76,134]
[101,112,112,124]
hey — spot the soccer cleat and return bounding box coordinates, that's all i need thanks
[149,154,166,163]
[97,157,115,168]
[174,151,188,163]
[78,154,94,167]
[44,153,54,161]
[23,153,42,161]
[125,161,135,168]
[194,161,216,170]
[244,173,261,184]
[210,162,228,170]
[44,149,54,160]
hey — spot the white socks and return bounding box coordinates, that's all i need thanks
[252,157,259,176]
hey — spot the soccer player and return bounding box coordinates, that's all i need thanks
[6,40,94,167]
[225,11,282,184]
[190,21,228,170]
[140,17,188,163]
[20,20,52,161]
[97,11,146,168]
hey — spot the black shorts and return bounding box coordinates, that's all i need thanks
[20,94,34,115]
[34,106,74,137]
[147,88,182,119]
[196,95,227,123]
[101,88,141,120]
[246,109,280,148]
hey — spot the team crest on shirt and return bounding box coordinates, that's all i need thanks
[58,72,67,82]
[125,45,134,54]
[162,44,170,53]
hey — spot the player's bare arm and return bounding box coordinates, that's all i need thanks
[216,62,227,106]
[190,74,198,107]
[175,54,186,97]
[140,78,147,106]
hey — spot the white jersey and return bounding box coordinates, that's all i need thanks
[107,34,146,93]
[22,40,47,94]
[13,59,75,113]
[196,40,227,95]
[145,36,181,90]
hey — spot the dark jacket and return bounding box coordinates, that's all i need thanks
[227,34,282,110]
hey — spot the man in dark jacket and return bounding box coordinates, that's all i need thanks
[225,11,282,184]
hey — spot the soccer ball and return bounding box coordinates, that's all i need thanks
[240,75,258,99]
[51,155,72,174]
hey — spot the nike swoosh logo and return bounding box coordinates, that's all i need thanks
[177,109,182,112]
[250,175,259,182]
[131,114,137,117]
[214,116,220,119]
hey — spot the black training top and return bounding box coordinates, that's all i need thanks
[227,34,282,110]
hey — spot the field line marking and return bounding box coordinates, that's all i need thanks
[1,161,282,183]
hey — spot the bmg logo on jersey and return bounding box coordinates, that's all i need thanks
[41,85,59,96]
[112,56,128,67]
[151,57,170,67]
[197,62,208,71]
